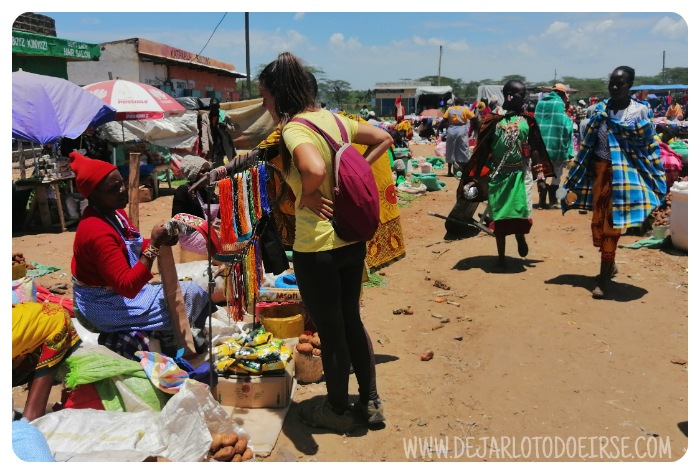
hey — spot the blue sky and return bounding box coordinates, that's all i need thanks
[17,7,690,91]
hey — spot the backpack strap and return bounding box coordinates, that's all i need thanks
[289,114,350,151]
[290,114,351,183]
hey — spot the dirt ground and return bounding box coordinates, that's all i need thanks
[11,142,689,463]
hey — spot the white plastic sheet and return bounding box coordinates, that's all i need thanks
[31,380,243,462]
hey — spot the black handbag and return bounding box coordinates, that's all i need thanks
[257,213,290,275]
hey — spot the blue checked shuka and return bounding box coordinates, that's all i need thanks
[564,107,666,229]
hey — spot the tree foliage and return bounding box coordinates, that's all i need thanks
[239,65,687,114]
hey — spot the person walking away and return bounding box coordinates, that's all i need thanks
[258,52,393,433]
[534,83,575,209]
[561,66,666,299]
[443,97,477,177]
[461,80,554,269]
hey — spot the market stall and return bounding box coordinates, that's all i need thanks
[12,70,117,232]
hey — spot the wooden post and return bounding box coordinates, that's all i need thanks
[52,182,67,232]
[128,152,140,230]
[18,141,26,180]
[157,246,197,358]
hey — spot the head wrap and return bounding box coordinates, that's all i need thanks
[69,151,117,199]
[180,155,209,183]
[578,100,586,106]
[477,102,486,110]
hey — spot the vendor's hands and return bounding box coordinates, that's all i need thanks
[150,222,178,247]
[299,190,334,220]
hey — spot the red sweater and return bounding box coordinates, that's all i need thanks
[71,207,152,298]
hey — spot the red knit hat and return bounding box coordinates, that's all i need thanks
[69,151,117,199]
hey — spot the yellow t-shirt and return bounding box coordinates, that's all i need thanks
[281,109,360,253]
[443,105,475,125]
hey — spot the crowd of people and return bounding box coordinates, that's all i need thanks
[12,56,684,449]
[381,66,677,300]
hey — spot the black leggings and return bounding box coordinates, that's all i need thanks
[293,242,378,412]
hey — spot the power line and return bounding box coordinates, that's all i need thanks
[193,12,228,61]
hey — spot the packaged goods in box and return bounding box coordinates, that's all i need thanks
[217,359,295,408]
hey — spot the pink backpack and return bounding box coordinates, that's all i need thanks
[290,114,380,242]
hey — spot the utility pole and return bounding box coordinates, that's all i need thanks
[662,50,666,83]
[438,45,443,86]
[554,68,557,82]
[245,13,252,99]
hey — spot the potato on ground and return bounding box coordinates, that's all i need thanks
[233,437,248,454]
[209,433,225,452]
[221,433,238,447]
[213,446,235,462]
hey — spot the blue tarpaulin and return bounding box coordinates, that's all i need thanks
[630,84,688,91]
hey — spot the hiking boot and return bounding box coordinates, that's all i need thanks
[352,398,386,425]
[299,398,358,434]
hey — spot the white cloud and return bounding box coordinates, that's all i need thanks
[446,40,470,52]
[594,19,614,33]
[294,13,305,21]
[411,35,427,47]
[651,16,687,40]
[543,21,571,36]
[328,33,362,51]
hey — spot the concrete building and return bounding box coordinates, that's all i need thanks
[68,37,247,101]
[373,81,431,118]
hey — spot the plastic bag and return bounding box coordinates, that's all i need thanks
[12,276,36,304]
[31,380,244,462]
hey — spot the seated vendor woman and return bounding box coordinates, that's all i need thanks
[69,152,211,360]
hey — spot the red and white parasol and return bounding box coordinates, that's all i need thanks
[83,79,186,121]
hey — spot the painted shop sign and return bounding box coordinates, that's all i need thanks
[12,30,100,60]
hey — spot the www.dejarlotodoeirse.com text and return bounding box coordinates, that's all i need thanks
[402,435,673,460]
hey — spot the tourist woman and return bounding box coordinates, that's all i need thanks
[258,52,393,433]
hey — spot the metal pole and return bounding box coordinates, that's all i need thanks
[245,13,252,99]
[438,45,443,86]
[205,180,216,399]
[662,50,666,83]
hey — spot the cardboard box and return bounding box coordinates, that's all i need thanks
[216,359,295,408]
